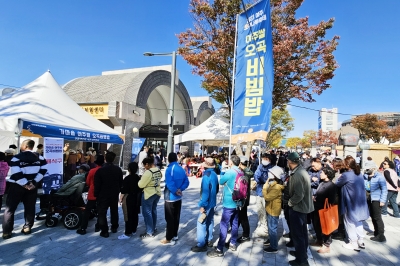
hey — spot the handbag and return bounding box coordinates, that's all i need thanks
[318,198,339,235]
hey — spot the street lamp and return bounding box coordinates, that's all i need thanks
[143,51,177,157]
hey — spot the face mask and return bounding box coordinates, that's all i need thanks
[364,169,374,175]
[262,160,270,166]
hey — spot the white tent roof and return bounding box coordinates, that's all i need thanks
[174,108,230,146]
[0,71,124,143]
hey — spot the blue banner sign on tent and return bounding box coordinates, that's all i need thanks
[231,0,273,144]
[22,120,124,144]
[131,138,146,162]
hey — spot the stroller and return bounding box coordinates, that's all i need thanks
[36,182,96,230]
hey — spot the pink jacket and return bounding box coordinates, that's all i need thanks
[0,161,10,195]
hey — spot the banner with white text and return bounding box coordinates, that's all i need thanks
[43,138,64,194]
[231,0,273,144]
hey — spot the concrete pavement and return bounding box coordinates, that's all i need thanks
[1,176,400,266]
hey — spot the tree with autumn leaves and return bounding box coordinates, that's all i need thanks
[351,114,400,144]
[177,0,339,112]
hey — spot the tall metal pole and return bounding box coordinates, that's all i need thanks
[167,51,176,157]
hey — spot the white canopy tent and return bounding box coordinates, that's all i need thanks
[0,71,124,151]
[174,108,230,146]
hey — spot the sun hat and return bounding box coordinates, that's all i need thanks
[202,157,215,169]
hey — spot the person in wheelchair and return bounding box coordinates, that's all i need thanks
[37,164,90,217]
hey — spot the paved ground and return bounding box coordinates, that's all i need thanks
[1,176,400,266]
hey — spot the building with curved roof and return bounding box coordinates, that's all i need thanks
[63,65,214,167]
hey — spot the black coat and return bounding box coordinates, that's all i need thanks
[94,163,123,199]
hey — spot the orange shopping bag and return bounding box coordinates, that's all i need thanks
[318,198,339,235]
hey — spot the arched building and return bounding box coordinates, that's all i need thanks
[63,65,214,167]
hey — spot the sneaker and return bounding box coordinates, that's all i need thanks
[263,239,270,246]
[173,236,179,241]
[289,259,310,266]
[207,248,223,258]
[2,233,12,240]
[118,234,131,240]
[237,236,251,243]
[263,247,278,253]
[207,241,214,248]
[100,231,109,238]
[228,244,237,251]
[289,251,308,259]
[286,241,294,248]
[21,227,31,235]
[382,214,388,217]
[358,242,365,249]
[317,245,330,254]
[76,229,86,235]
[140,233,154,239]
[160,239,176,245]
[191,245,207,252]
[370,236,386,242]
[342,243,360,251]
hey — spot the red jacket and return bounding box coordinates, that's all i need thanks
[86,165,101,200]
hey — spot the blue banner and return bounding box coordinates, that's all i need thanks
[22,120,124,144]
[131,138,146,162]
[231,0,273,144]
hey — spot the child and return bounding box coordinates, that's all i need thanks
[118,162,142,239]
[262,166,285,253]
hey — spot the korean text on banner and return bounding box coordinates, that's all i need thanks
[231,0,273,144]
[43,138,64,194]
[131,138,146,162]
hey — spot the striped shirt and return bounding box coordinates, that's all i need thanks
[9,150,48,186]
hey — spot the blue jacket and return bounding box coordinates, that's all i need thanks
[308,168,322,195]
[364,172,387,203]
[164,162,189,202]
[336,170,369,222]
[220,166,241,209]
[198,169,219,211]
[254,164,273,196]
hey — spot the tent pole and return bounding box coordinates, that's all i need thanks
[17,119,22,152]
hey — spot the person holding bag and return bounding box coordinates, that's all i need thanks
[311,167,337,253]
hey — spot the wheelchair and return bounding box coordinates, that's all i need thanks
[36,182,95,230]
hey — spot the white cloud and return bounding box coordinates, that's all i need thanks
[119,60,125,64]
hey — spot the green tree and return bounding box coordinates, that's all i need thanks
[286,137,302,149]
[265,107,294,148]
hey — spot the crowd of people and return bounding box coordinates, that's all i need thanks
[1,141,400,266]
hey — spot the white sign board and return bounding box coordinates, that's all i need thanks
[43,138,64,194]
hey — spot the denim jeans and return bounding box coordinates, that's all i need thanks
[217,207,239,251]
[196,207,215,247]
[267,213,279,249]
[382,191,399,217]
[141,193,160,235]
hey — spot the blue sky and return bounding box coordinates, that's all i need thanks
[1,0,399,138]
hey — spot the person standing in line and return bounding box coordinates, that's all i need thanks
[160,153,190,245]
[207,155,241,258]
[310,167,337,253]
[118,162,142,239]
[236,156,253,244]
[0,152,10,208]
[35,144,44,156]
[137,146,148,177]
[191,157,219,252]
[94,152,123,238]
[286,152,314,266]
[364,161,387,242]
[381,160,400,218]
[336,156,369,251]
[262,166,285,253]
[76,155,104,235]
[138,157,162,239]
[253,153,273,236]
[2,139,48,239]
